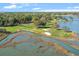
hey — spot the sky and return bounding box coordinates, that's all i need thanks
[0,3,79,12]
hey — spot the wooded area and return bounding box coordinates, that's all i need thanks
[0,12,75,27]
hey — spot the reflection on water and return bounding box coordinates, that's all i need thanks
[0,31,79,55]
[59,16,79,33]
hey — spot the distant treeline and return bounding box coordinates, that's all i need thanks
[0,12,76,27]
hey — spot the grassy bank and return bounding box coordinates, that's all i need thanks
[0,23,36,33]
[0,23,74,39]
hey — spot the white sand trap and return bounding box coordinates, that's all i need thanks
[44,32,51,36]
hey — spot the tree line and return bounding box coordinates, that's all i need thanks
[0,12,74,27]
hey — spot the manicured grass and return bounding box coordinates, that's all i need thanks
[0,23,74,39]
[51,28,73,38]
[0,23,36,33]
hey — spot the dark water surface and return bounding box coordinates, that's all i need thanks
[0,31,79,55]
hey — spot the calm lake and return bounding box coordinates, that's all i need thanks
[59,16,79,33]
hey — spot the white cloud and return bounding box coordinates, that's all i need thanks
[24,3,30,6]
[32,9,79,12]
[73,7,79,9]
[32,8,41,10]
[10,3,17,4]
[4,4,17,9]
[67,6,79,9]
[18,6,23,8]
